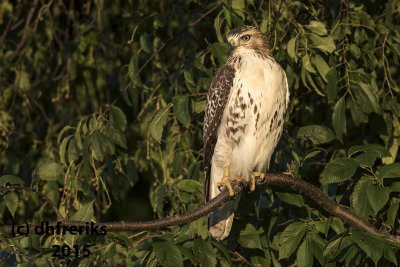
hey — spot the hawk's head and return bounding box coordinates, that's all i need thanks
[226,26,270,56]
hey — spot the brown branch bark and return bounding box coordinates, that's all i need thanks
[1,173,399,244]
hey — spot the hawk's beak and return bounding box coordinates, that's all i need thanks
[228,38,238,47]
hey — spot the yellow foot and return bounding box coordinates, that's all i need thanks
[250,172,266,191]
[217,167,242,196]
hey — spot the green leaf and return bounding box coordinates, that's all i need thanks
[70,201,94,222]
[140,33,153,53]
[367,185,390,213]
[184,68,195,86]
[211,42,228,66]
[152,241,183,267]
[43,182,60,206]
[3,191,19,217]
[287,37,298,61]
[57,126,75,144]
[348,144,391,166]
[351,231,383,265]
[305,21,327,36]
[302,54,316,73]
[350,98,368,126]
[297,125,336,145]
[391,182,400,192]
[193,238,216,267]
[149,103,173,143]
[191,99,206,113]
[377,163,400,179]
[351,177,373,219]
[102,123,127,148]
[276,192,304,207]
[59,135,71,166]
[278,222,306,259]
[91,130,104,162]
[332,96,346,142]
[110,106,127,131]
[173,95,190,126]
[0,175,24,186]
[311,55,329,81]
[37,160,64,182]
[104,242,116,261]
[322,235,354,260]
[232,0,245,11]
[178,179,202,193]
[358,82,380,114]
[326,67,338,101]
[321,157,358,184]
[349,43,361,58]
[297,236,313,267]
[386,201,399,227]
[210,240,231,265]
[178,246,195,265]
[309,34,335,53]
[309,233,326,265]
[238,224,262,249]
[213,11,224,43]
[67,138,79,163]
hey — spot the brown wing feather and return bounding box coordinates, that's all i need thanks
[203,64,236,201]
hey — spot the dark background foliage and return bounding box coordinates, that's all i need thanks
[0,0,400,265]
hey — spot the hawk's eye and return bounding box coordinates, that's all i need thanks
[241,35,250,41]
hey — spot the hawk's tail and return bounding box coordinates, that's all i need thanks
[208,196,240,240]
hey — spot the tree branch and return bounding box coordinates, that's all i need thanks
[1,173,399,244]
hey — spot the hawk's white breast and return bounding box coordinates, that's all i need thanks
[212,52,289,182]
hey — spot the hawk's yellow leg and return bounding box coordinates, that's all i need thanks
[250,172,266,191]
[217,167,242,196]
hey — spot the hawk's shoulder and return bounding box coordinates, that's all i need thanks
[203,63,236,201]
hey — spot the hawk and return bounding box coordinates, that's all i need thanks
[203,26,289,240]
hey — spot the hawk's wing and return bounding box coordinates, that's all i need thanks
[203,64,236,201]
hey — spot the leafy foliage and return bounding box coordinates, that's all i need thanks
[1,0,400,266]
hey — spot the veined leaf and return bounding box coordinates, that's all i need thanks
[238,224,262,249]
[278,222,306,259]
[351,177,373,219]
[0,175,24,186]
[3,191,19,217]
[332,96,346,142]
[297,236,313,267]
[152,241,183,267]
[36,160,64,182]
[326,67,338,101]
[351,231,384,265]
[91,130,104,162]
[311,54,330,82]
[149,103,172,143]
[321,157,358,184]
[191,99,206,113]
[305,21,327,36]
[297,125,336,145]
[367,185,390,213]
[110,106,127,131]
[358,82,380,114]
[302,54,317,73]
[193,238,216,267]
[173,95,190,126]
[309,34,335,53]
[348,144,391,166]
[70,201,94,222]
[377,163,400,179]
[287,37,298,61]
